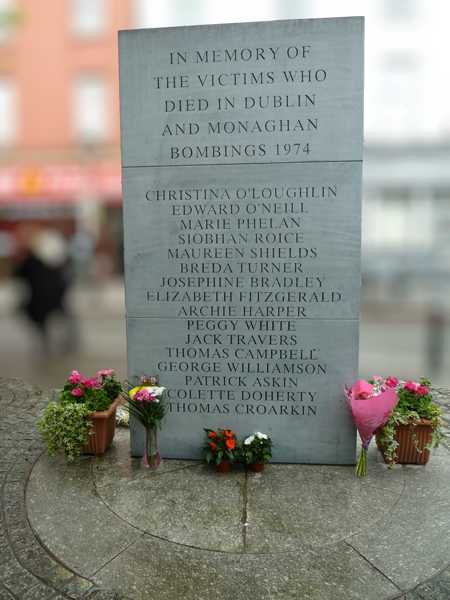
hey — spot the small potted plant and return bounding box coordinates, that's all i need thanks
[38,369,122,462]
[376,377,443,466]
[239,432,272,472]
[203,428,237,473]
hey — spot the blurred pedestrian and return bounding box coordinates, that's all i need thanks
[426,303,446,376]
[14,228,78,355]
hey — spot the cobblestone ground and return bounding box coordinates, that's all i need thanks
[1,378,450,600]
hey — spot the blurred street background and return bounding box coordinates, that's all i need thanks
[1,0,450,389]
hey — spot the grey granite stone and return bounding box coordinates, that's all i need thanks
[2,568,40,597]
[21,582,59,600]
[349,447,450,589]
[120,17,363,466]
[95,460,245,552]
[119,18,364,167]
[127,315,359,464]
[0,585,15,600]
[122,161,362,321]
[413,568,450,599]
[245,456,404,551]
[60,576,95,599]
[92,429,198,484]
[93,534,398,600]
[26,454,140,576]
[84,591,125,600]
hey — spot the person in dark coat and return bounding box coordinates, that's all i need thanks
[14,229,76,354]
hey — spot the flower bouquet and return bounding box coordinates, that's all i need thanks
[122,377,166,468]
[345,377,399,477]
[203,428,237,472]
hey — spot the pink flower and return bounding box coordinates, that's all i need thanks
[134,388,157,403]
[385,376,399,388]
[417,385,429,396]
[97,369,115,378]
[404,381,419,393]
[372,375,383,381]
[352,380,374,399]
[71,387,84,397]
[68,370,82,385]
[83,377,100,389]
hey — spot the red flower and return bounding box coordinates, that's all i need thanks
[417,385,429,396]
[209,442,217,452]
[404,381,419,393]
[208,431,217,439]
[225,438,236,450]
[385,376,399,388]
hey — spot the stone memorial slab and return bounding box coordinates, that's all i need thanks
[119,17,364,462]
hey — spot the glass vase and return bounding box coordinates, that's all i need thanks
[142,425,161,469]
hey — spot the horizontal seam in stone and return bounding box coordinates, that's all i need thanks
[122,159,363,168]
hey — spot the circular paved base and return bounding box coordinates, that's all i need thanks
[25,428,450,600]
[90,432,404,553]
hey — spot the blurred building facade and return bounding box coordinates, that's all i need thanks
[0,0,131,276]
[137,0,450,308]
[1,0,449,303]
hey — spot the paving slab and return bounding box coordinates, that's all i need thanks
[93,435,245,552]
[348,447,450,589]
[92,534,399,600]
[245,457,404,552]
[26,453,140,576]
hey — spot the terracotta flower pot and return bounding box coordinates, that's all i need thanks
[376,419,434,465]
[248,462,265,473]
[83,397,120,455]
[215,460,232,473]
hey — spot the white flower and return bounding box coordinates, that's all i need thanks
[244,435,255,445]
[148,386,165,396]
[255,432,268,440]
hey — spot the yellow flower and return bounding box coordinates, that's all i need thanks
[129,386,143,399]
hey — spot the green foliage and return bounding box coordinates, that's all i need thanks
[378,378,444,467]
[102,377,122,403]
[38,402,91,462]
[238,433,272,465]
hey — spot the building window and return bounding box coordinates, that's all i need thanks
[383,0,418,21]
[71,0,105,37]
[0,78,17,145]
[73,75,107,143]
